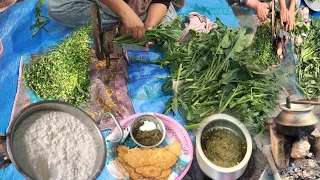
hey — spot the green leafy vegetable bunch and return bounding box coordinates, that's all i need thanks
[129,20,281,134]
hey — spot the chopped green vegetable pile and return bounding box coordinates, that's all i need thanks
[128,19,282,134]
[23,25,91,105]
[244,22,279,70]
[296,18,320,99]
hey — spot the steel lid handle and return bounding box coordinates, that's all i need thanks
[102,113,123,143]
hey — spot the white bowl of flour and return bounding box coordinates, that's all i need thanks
[6,101,106,180]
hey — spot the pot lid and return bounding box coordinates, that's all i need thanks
[280,103,314,112]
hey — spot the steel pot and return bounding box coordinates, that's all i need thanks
[196,114,252,180]
[129,114,166,148]
[275,103,319,137]
[1,101,123,180]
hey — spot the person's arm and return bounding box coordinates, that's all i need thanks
[279,0,288,10]
[279,0,289,26]
[243,0,269,22]
[289,0,296,11]
[144,0,169,47]
[145,3,168,29]
[288,0,296,31]
[100,0,145,40]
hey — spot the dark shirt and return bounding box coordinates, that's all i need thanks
[151,0,171,8]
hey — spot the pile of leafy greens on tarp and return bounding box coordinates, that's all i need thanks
[23,25,91,106]
[295,18,320,99]
[126,19,282,134]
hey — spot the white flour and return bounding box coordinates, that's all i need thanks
[13,111,98,180]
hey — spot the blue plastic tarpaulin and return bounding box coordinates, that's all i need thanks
[0,0,239,178]
[0,0,72,135]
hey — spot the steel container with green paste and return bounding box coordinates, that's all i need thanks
[196,114,252,180]
[130,114,166,148]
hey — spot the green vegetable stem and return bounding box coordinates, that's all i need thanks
[30,0,51,38]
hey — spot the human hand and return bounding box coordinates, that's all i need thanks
[121,12,145,41]
[256,2,269,22]
[280,8,289,27]
[287,9,295,31]
[145,25,154,48]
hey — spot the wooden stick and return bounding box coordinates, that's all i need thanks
[291,100,320,105]
[271,0,275,42]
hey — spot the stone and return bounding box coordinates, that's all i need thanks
[282,177,295,180]
[291,139,311,159]
[311,135,320,161]
[270,124,290,169]
[310,123,320,161]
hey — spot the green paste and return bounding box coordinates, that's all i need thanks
[134,129,162,146]
[201,128,246,168]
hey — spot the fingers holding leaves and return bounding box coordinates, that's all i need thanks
[256,2,270,23]
[145,25,155,48]
[288,10,295,31]
[121,13,145,41]
[280,8,289,26]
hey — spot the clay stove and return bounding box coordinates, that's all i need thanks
[270,100,320,180]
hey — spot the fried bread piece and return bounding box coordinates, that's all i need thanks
[155,169,172,180]
[165,140,181,156]
[122,147,178,170]
[135,165,162,178]
[118,141,181,180]
[154,149,178,170]
[123,148,157,168]
[117,145,129,157]
[124,164,142,180]
[117,157,143,180]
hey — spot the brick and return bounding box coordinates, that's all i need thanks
[270,124,290,169]
[313,138,320,161]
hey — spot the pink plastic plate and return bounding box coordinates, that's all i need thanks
[111,113,193,180]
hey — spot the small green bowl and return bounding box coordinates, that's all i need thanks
[129,114,166,148]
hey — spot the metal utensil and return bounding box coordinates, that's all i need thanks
[90,4,130,82]
[196,114,252,180]
[91,4,106,61]
[286,96,320,109]
[304,0,320,12]
[276,102,319,137]
[129,115,166,148]
[2,101,123,179]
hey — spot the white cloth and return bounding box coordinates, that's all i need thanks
[180,12,218,42]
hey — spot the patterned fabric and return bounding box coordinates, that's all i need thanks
[83,52,135,129]
[127,0,185,17]
[11,53,135,130]
[127,0,153,17]
[171,0,185,10]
